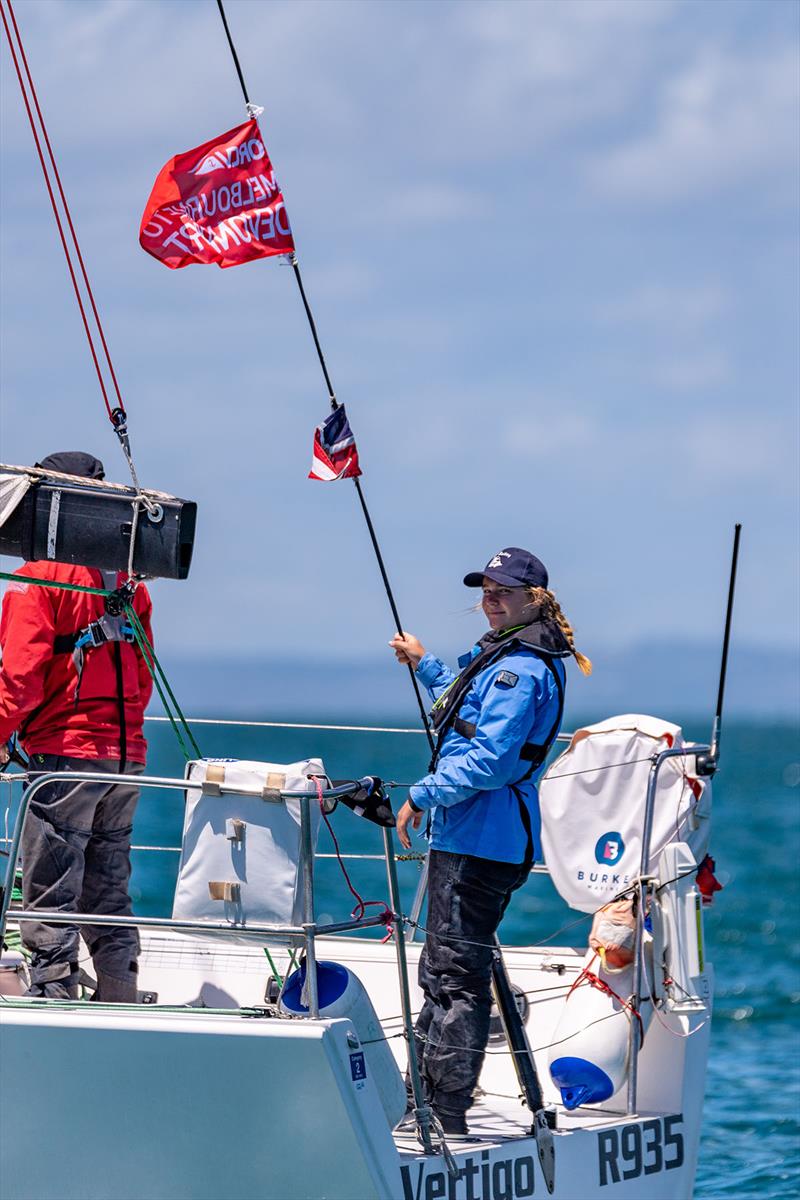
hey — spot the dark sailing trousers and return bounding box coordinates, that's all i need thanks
[20,755,144,1000]
[415,848,529,1116]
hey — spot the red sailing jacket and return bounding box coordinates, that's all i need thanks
[0,562,153,762]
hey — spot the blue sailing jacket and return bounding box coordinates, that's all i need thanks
[410,646,566,864]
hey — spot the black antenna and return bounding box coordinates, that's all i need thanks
[700,524,742,774]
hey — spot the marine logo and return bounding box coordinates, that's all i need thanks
[595,831,625,865]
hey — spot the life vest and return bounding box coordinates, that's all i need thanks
[426,619,570,869]
[48,570,138,764]
[428,617,571,774]
[51,571,137,704]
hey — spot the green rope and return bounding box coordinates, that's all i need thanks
[263,946,283,987]
[0,570,109,596]
[124,604,202,760]
[3,869,25,954]
[0,570,202,762]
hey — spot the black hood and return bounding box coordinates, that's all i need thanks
[36,451,105,480]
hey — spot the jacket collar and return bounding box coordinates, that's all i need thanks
[477,615,572,659]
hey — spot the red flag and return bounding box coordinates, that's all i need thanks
[139,120,294,269]
[309,406,362,481]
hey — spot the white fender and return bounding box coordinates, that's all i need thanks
[549,947,654,1110]
[279,960,407,1129]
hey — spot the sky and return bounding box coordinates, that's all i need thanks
[1,0,798,684]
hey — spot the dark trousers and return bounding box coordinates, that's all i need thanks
[415,848,529,1116]
[20,754,143,1000]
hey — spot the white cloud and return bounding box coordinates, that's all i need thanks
[595,283,729,330]
[586,43,800,201]
[501,406,796,496]
[652,350,731,392]
[407,0,676,163]
[375,183,482,226]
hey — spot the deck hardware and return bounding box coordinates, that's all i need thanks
[208,881,240,902]
[262,773,286,802]
[226,818,245,843]
[202,764,226,797]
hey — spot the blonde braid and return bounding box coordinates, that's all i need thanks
[527,587,592,676]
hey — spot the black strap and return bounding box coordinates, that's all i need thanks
[453,715,551,764]
[446,654,565,771]
[53,632,80,655]
[112,641,127,772]
[454,655,565,870]
[520,654,565,776]
[511,783,535,873]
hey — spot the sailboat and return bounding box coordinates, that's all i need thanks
[0,3,732,1197]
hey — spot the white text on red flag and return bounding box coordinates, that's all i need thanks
[140,120,294,270]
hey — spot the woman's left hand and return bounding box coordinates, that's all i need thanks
[396,800,423,849]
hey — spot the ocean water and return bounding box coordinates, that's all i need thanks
[122,717,798,1198]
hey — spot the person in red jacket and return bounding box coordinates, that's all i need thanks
[0,451,154,1000]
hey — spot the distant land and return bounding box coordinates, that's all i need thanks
[156,639,798,725]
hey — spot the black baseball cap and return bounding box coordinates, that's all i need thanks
[464,547,549,590]
[36,451,105,479]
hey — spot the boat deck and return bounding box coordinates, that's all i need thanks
[393,1092,650,1159]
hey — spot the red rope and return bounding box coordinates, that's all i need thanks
[568,953,645,1048]
[313,778,392,929]
[1,0,123,422]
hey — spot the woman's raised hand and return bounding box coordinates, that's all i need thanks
[389,632,426,669]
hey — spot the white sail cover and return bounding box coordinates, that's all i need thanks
[173,757,324,936]
[0,473,31,528]
[539,715,711,912]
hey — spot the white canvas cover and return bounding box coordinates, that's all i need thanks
[172,757,324,935]
[539,715,711,912]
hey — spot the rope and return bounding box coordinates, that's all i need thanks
[123,604,201,760]
[1,866,24,953]
[314,778,392,926]
[567,952,645,1048]
[0,571,110,597]
[143,716,430,735]
[0,571,198,762]
[0,0,116,421]
[0,0,155,498]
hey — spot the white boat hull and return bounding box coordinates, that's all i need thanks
[0,931,712,1200]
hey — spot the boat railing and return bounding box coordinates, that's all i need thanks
[0,729,712,1122]
[0,763,440,1152]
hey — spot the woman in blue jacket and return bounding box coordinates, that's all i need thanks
[390,547,591,1135]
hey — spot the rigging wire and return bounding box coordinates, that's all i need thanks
[3,0,126,423]
[213,0,436,756]
[0,0,115,421]
[0,0,155,511]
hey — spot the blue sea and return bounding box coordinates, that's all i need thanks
[124,716,799,1198]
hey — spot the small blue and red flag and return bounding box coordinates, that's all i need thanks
[309,405,362,481]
